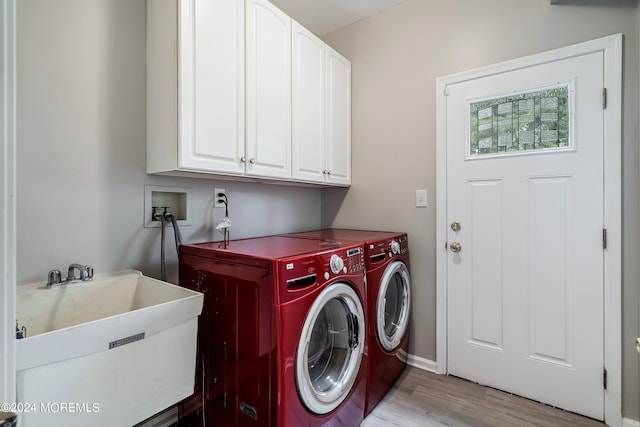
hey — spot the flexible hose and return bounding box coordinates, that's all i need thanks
[155,212,183,282]
[158,213,166,281]
[167,213,183,252]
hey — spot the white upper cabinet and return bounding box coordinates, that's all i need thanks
[147,0,245,175]
[147,0,350,186]
[292,22,351,186]
[292,21,326,183]
[326,46,352,186]
[245,0,292,179]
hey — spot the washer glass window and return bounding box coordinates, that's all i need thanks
[296,282,364,414]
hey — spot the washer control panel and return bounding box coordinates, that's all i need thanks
[345,247,364,274]
[321,247,364,279]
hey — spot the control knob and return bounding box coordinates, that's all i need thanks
[390,240,401,255]
[330,254,345,275]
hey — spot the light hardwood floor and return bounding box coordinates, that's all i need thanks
[361,367,606,427]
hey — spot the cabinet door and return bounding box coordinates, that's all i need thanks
[245,0,291,179]
[178,0,245,174]
[326,46,351,186]
[291,21,326,183]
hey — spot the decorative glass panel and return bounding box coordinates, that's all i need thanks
[468,84,570,158]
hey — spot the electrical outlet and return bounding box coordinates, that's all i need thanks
[214,188,226,208]
[415,189,428,208]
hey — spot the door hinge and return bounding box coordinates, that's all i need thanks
[602,88,607,109]
[602,228,608,250]
[603,368,608,390]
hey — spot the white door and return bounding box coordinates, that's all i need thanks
[177,0,245,174]
[446,51,605,419]
[291,20,326,184]
[325,46,351,186]
[245,0,291,179]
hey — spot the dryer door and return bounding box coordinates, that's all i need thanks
[296,282,364,415]
[377,261,411,351]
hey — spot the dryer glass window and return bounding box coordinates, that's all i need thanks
[383,273,404,339]
[377,261,411,352]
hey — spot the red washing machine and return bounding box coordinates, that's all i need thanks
[178,236,367,427]
[282,229,412,415]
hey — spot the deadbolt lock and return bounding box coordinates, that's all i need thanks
[451,221,461,232]
[450,242,462,253]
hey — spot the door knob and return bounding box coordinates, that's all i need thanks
[451,221,461,231]
[450,242,462,253]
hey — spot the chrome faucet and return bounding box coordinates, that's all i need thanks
[46,263,94,287]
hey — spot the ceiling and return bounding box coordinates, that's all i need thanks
[269,0,407,36]
[269,0,638,36]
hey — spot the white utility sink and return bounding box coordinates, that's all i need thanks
[15,270,203,427]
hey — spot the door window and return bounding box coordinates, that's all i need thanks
[468,83,572,158]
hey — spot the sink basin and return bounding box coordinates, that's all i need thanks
[15,270,203,426]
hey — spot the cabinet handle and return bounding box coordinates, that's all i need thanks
[326,170,331,175]
[241,156,246,163]
[249,158,256,164]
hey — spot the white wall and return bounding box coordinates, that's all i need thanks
[16,0,321,286]
[322,0,640,420]
[1,0,16,406]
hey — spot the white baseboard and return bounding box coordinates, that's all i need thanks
[623,418,640,427]
[406,354,437,373]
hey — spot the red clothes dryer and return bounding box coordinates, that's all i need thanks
[283,229,412,415]
[178,236,367,427]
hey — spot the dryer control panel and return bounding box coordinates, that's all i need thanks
[365,234,409,269]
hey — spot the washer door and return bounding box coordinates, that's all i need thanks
[377,261,411,351]
[296,282,364,415]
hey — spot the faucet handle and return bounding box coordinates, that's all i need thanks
[47,270,62,287]
[82,265,94,281]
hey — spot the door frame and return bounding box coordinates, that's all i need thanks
[1,0,16,406]
[435,34,622,425]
